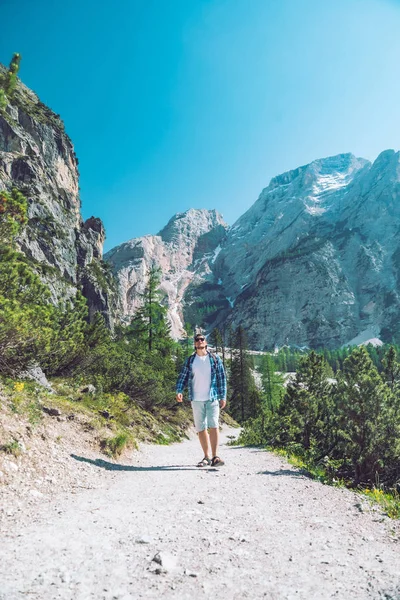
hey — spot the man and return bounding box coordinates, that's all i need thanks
[176,333,227,467]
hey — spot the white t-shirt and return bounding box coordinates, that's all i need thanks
[192,354,212,401]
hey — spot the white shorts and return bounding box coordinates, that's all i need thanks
[191,401,220,433]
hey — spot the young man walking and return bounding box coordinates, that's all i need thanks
[176,333,227,467]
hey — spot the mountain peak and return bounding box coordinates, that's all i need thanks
[158,208,227,244]
[268,153,369,191]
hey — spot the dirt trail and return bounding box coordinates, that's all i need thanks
[0,427,399,600]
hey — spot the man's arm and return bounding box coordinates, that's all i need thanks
[216,356,227,408]
[175,357,190,401]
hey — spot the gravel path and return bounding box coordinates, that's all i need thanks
[1,427,399,600]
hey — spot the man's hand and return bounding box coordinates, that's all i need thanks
[176,393,183,403]
[219,399,226,409]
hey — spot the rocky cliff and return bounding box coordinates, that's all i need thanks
[104,209,227,337]
[0,64,117,326]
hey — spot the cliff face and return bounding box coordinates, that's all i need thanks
[104,209,228,337]
[0,65,117,326]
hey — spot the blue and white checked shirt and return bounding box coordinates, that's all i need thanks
[176,352,227,402]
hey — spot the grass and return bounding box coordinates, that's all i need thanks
[101,432,136,458]
[0,439,22,457]
[0,375,194,460]
[363,487,400,520]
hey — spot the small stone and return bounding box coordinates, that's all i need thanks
[4,461,18,473]
[43,407,62,417]
[59,571,71,584]
[80,384,96,394]
[152,552,178,571]
[135,535,153,544]
[29,489,44,498]
[18,440,26,452]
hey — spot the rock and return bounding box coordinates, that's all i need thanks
[17,440,26,453]
[80,385,96,395]
[135,535,153,544]
[29,489,44,498]
[3,461,18,473]
[20,365,54,393]
[99,410,114,420]
[152,552,178,572]
[42,407,62,417]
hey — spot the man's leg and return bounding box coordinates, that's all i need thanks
[192,402,210,460]
[198,429,211,458]
[209,427,219,458]
[206,401,223,463]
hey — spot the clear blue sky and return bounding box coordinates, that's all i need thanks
[1,0,400,251]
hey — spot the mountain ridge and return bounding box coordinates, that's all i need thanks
[106,150,400,349]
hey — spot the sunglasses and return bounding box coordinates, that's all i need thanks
[195,337,205,342]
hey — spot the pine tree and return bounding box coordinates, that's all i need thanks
[128,266,170,353]
[0,188,28,243]
[260,354,283,414]
[183,322,194,356]
[0,89,6,111]
[209,327,223,356]
[334,346,392,484]
[381,345,400,388]
[229,325,256,422]
[273,351,334,457]
[5,53,21,97]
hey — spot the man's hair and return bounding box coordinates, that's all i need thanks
[194,334,206,341]
[194,333,207,349]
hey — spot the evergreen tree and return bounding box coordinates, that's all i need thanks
[183,322,194,356]
[260,354,283,414]
[273,351,334,457]
[334,346,393,484]
[0,188,57,374]
[128,266,171,353]
[229,325,257,422]
[209,327,223,356]
[0,188,28,243]
[0,89,6,111]
[381,345,400,388]
[5,53,21,97]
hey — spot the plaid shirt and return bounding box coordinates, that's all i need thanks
[176,351,227,402]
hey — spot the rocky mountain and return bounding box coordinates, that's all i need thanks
[211,151,400,349]
[0,64,117,326]
[4,64,400,349]
[104,209,227,337]
[107,151,400,349]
